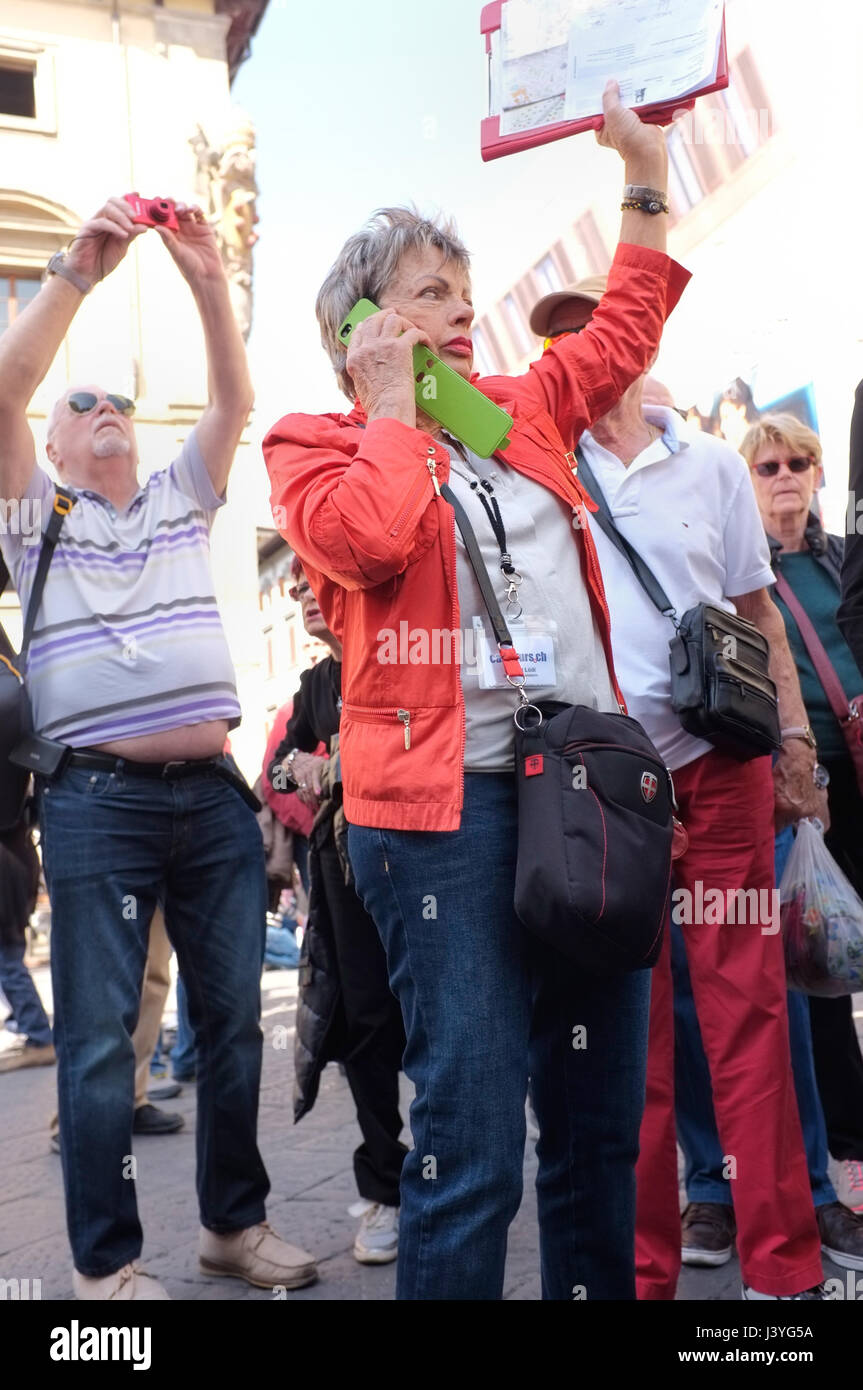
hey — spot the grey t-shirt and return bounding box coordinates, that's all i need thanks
[447,442,617,771]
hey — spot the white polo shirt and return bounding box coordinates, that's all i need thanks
[579,406,775,772]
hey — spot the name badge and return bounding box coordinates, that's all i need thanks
[473,616,557,690]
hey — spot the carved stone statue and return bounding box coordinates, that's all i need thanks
[189,110,259,341]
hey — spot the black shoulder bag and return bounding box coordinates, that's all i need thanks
[574,448,781,761]
[440,480,673,976]
[0,488,75,831]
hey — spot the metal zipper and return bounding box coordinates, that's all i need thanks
[397,708,411,750]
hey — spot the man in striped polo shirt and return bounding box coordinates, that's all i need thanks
[0,196,317,1299]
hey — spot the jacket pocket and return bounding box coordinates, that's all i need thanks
[343,703,413,751]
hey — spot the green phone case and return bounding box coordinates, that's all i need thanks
[338,298,512,457]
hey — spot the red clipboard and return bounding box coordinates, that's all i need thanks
[480,1,728,163]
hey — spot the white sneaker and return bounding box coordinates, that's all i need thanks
[352,1201,399,1264]
[838,1159,863,1214]
[73,1262,170,1300]
[741,1282,825,1301]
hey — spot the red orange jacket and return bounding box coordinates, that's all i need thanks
[264,243,690,831]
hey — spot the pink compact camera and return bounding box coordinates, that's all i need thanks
[123,193,179,232]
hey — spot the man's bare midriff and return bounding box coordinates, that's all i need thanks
[91,719,231,762]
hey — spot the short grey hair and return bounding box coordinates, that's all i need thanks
[316,206,471,401]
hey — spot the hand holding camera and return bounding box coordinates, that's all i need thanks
[64,196,149,289]
[65,194,226,293]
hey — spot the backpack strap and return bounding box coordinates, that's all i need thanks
[17,487,76,666]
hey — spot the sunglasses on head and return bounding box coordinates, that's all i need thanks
[543,326,588,352]
[66,391,136,417]
[751,456,814,478]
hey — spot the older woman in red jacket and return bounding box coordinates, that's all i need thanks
[265,84,689,1301]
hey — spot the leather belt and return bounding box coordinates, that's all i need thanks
[68,750,223,780]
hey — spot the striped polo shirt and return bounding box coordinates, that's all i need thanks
[0,430,241,746]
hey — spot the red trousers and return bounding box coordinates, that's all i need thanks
[635,750,823,1298]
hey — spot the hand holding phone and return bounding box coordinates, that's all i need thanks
[339,299,511,457]
[344,307,432,431]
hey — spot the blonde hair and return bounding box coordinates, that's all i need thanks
[315,206,470,401]
[739,413,822,470]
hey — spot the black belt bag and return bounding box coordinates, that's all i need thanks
[575,449,781,761]
[441,481,673,976]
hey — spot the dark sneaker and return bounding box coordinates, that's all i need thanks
[132,1103,184,1135]
[742,1283,826,1300]
[681,1202,736,1267]
[817,1201,863,1271]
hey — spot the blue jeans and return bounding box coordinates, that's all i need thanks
[348,772,651,1300]
[149,973,195,1079]
[39,761,270,1277]
[672,825,835,1209]
[0,938,52,1046]
[171,974,196,1079]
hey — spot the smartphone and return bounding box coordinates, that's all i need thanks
[338,299,512,458]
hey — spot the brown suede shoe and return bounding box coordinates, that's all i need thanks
[817,1201,863,1272]
[681,1202,736,1267]
[0,1042,56,1074]
[199,1222,317,1290]
[73,1262,170,1300]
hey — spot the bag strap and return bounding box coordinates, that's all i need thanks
[18,487,76,665]
[439,481,525,684]
[574,446,678,624]
[773,570,859,722]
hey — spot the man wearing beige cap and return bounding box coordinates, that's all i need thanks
[527,277,831,1300]
[528,274,607,346]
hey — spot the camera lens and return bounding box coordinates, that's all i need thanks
[147,200,172,224]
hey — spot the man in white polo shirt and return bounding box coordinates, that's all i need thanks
[530,279,825,1300]
[0,196,316,1300]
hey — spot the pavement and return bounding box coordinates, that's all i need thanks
[0,952,859,1301]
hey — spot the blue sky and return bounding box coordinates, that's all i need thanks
[232,0,611,435]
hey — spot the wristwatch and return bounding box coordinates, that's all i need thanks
[781,725,817,752]
[813,763,830,790]
[283,748,305,788]
[44,251,92,296]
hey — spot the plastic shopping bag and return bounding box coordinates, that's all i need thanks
[779,818,863,996]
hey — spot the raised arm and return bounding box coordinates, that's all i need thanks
[0,199,146,502]
[512,83,689,443]
[155,210,254,495]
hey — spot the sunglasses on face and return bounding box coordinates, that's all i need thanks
[543,325,589,351]
[751,456,814,478]
[66,391,136,417]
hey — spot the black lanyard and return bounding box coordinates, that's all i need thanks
[448,441,523,615]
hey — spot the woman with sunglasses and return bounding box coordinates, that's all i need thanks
[741,413,863,1218]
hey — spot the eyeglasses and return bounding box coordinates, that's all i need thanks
[751,456,814,478]
[66,391,136,417]
[288,581,311,602]
[543,326,587,351]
